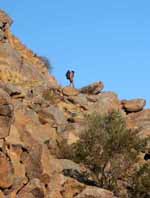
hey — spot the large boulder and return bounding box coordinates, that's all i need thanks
[127,109,150,129]
[121,99,146,113]
[80,81,104,95]
[89,92,121,115]
[127,109,150,138]
[75,186,115,198]
[62,87,79,96]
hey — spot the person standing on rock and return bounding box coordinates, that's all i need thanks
[66,70,75,88]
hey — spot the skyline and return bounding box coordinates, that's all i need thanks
[1,1,150,107]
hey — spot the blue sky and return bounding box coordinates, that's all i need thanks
[1,1,150,105]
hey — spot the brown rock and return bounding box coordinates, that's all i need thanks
[0,190,4,198]
[121,99,146,112]
[0,89,13,139]
[61,178,85,198]
[127,109,150,138]
[0,152,14,189]
[0,10,13,26]
[80,81,104,95]
[67,94,88,110]
[89,92,121,115]
[48,75,59,88]
[75,186,115,198]
[127,109,150,129]
[62,87,79,96]
[17,178,45,198]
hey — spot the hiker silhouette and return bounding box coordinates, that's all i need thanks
[66,70,75,88]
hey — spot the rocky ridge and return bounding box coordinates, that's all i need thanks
[0,10,149,198]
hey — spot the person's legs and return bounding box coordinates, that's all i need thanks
[69,79,74,88]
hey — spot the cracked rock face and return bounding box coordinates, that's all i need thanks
[0,151,14,189]
[0,89,13,139]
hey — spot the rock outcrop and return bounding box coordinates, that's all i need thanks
[121,99,146,113]
[80,81,104,94]
[0,9,149,198]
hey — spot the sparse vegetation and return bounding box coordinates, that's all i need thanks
[40,56,53,73]
[62,111,149,196]
[127,163,150,198]
[42,88,57,103]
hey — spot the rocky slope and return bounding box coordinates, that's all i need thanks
[0,10,149,198]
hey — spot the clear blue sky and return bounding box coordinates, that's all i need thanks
[1,1,150,105]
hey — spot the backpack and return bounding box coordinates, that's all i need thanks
[66,70,70,79]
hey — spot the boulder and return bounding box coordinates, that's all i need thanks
[44,105,66,126]
[67,94,88,110]
[127,109,150,129]
[1,83,25,98]
[62,87,79,96]
[75,186,115,198]
[121,99,146,113]
[17,178,45,198]
[80,81,104,95]
[89,92,121,115]
[127,109,150,138]
[61,178,85,198]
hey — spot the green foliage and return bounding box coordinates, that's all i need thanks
[128,163,150,198]
[68,111,148,192]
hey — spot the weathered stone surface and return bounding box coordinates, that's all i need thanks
[0,190,4,198]
[127,109,150,129]
[0,152,14,189]
[80,81,104,95]
[17,178,45,198]
[89,92,121,115]
[0,10,13,26]
[121,99,146,112]
[44,105,66,126]
[0,89,13,138]
[48,75,59,88]
[67,94,88,110]
[75,186,115,198]
[127,109,150,138]
[62,87,79,96]
[61,178,85,198]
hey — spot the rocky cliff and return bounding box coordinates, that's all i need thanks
[0,10,149,198]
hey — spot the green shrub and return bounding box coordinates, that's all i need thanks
[127,163,150,198]
[67,111,148,192]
